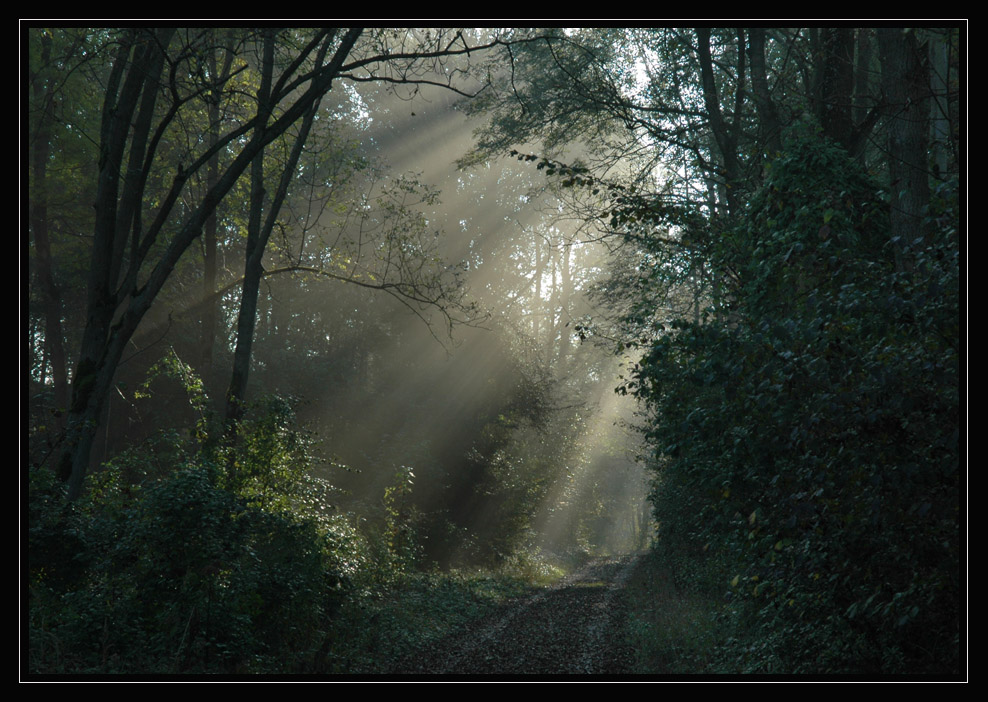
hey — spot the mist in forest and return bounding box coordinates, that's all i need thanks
[300,83,651,565]
[62,72,649,568]
[27,27,961,678]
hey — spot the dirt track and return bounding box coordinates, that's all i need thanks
[391,556,639,675]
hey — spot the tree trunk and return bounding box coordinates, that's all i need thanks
[200,48,226,385]
[533,238,543,346]
[878,27,931,269]
[927,30,952,178]
[225,31,275,430]
[30,32,69,418]
[695,28,741,213]
[61,29,174,494]
[556,242,572,370]
[59,28,363,499]
[749,28,783,159]
[853,28,873,127]
[225,32,326,431]
[816,27,855,151]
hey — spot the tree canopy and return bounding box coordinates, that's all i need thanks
[26,25,962,676]
[465,25,961,674]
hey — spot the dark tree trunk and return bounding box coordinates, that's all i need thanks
[816,27,855,151]
[225,32,326,431]
[878,27,931,269]
[696,28,741,213]
[556,242,572,369]
[749,28,783,159]
[533,239,543,345]
[225,31,275,430]
[61,29,174,495]
[927,30,953,178]
[200,48,225,384]
[30,32,69,418]
[853,28,873,127]
[59,28,362,499]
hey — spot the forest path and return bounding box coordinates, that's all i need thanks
[391,555,640,675]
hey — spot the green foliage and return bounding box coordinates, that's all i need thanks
[28,362,360,674]
[221,396,316,509]
[28,465,91,595]
[724,134,893,314]
[457,401,559,569]
[29,457,352,674]
[621,549,737,674]
[317,570,532,673]
[375,465,423,579]
[31,349,557,674]
[628,136,959,674]
[136,347,211,444]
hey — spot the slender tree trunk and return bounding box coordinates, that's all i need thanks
[816,27,855,150]
[533,239,543,345]
[695,28,741,213]
[225,32,327,430]
[853,28,873,128]
[556,242,572,370]
[30,32,69,418]
[547,240,560,360]
[200,50,222,383]
[878,27,931,269]
[748,28,783,158]
[225,31,275,430]
[928,30,952,178]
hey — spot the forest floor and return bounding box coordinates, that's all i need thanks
[387,555,640,676]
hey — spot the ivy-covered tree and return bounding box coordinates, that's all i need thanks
[627,134,959,673]
[486,26,961,673]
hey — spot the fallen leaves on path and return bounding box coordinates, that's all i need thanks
[391,556,639,675]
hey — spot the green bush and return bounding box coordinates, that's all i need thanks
[30,461,351,674]
[630,136,959,674]
[28,391,357,674]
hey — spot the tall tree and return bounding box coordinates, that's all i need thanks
[878,27,934,269]
[476,24,960,674]
[28,29,100,427]
[58,28,359,499]
[465,27,894,218]
[224,29,322,429]
[197,36,236,382]
[29,30,69,417]
[49,27,526,499]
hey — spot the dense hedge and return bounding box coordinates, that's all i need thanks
[631,137,959,674]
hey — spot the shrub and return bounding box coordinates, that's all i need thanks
[631,136,959,674]
[28,389,357,674]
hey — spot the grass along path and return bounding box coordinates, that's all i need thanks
[388,556,639,675]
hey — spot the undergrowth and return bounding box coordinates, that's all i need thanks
[621,549,738,674]
[318,571,533,673]
[618,137,960,676]
[27,354,560,676]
